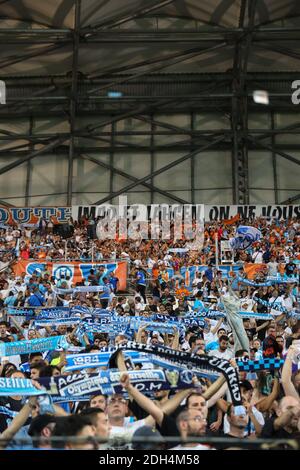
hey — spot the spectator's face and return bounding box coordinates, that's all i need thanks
[294,373,300,393]
[253,339,260,350]
[195,339,205,350]
[278,397,300,431]
[187,396,208,418]
[28,329,37,339]
[228,407,249,429]
[276,337,284,347]
[140,332,148,344]
[66,425,96,450]
[219,339,228,351]
[93,412,110,440]
[217,329,226,338]
[30,355,43,365]
[57,325,67,335]
[90,395,106,411]
[30,368,40,380]
[268,328,276,338]
[107,395,127,420]
[181,409,207,437]
[0,324,7,336]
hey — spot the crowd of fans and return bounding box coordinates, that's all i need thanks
[0,214,299,450]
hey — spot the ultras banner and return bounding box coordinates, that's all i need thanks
[12,260,128,290]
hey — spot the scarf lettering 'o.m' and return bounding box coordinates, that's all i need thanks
[118,341,242,407]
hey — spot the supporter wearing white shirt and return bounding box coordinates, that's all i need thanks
[192,273,203,287]
[208,335,233,360]
[147,257,156,269]
[133,259,142,268]
[252,248,263,264]
[282,292,295,312]
[134,295,145,314]
[267,256,279,277]
[240,296,256,312]
[269,289,284,316]
[106,391,154,450]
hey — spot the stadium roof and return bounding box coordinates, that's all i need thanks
[1,0,300,76]
[0,1,300,206]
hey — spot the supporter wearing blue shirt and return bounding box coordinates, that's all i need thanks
[4,292,18,307]
[136,269,146,286]
[99,277,112,308]
[136,268,147,303]
[27,288,45,307]
[204,265,213,283]
[109,272,119,293]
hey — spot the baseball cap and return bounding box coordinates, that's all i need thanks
[131,426,165,450]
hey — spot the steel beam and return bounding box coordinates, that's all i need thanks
[150,116,155,204]
[231,0,256,204]
[25,116,34,206]
[92,136,224,205]
[270,112,278,204]
[67,0,81,206]
[280,194,300,204]
[86,43,226,96]
[80,154,189,204]
[247,135,300,166]
[191,112,195,204]
[87,0,176,30]
[0,138,67,176]
[109,121,115,203]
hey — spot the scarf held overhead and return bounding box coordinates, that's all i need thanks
[118,341,243,407]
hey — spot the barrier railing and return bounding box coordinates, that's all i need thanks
[0,435,299,450]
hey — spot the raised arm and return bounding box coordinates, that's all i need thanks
[207,381,228,408]
[170,327,179,350]
[120,373,163,427]
[136,324,147,343]
[8,315,24,334]
[256,320,270,332]
[281,345,299,400]
[160,388,192,417]
[211,318,223,335]
[0,397,38,449]
[255,377,280,413]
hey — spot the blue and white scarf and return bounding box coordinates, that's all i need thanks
[65,350,150,371]
[33,318,81,327]
[38,369,200,399]
[0,377,45,396]
[0,335,69,356]
[237,358,284,372]
[253,296,288,314]
[117,341,243,408]
[236,277,272,287]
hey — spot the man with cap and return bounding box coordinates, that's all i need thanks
[131,426,165,450]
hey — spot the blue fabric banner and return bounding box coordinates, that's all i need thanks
[253,296,288,313]
[38,369,199,399]
[0,377,45,396]
[237,358,284,371]
[33,318,81,327]
[65,350,149,371]
[0,335,69,356]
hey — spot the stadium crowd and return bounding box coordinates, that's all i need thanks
[0,214,299,450]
